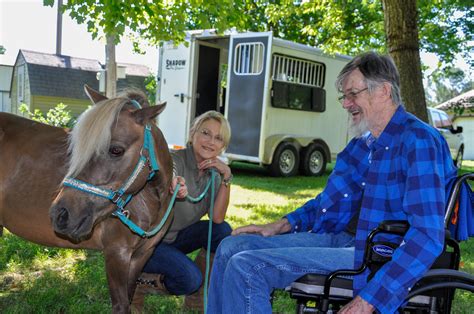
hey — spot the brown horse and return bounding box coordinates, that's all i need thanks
[0,86,173,313]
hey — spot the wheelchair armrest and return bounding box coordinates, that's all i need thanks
[378,220,409,235]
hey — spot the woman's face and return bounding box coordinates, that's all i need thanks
[192,119,225,163]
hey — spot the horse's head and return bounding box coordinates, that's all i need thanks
[50,86,172,242]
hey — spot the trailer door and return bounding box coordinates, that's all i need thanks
[157,41,192,148]
[226,33,271,159]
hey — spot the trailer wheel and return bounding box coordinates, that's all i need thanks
[301,143,327,176]
[269,142,299,177]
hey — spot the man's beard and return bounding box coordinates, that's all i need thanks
[349,114,369,138]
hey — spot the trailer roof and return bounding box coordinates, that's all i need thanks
[186,30,352,62]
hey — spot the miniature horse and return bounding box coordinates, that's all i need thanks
[0,86,173,313]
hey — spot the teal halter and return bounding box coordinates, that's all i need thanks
[63,100,172,238]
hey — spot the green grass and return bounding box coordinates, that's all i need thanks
[0,162,473,313]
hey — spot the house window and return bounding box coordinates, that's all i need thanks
[17,65,25,103]
[271,54,326,112]
[233,42,265,75]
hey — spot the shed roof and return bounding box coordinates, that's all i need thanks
[21,50,102,72]
[435,89,474,112]
[17,50,151,99]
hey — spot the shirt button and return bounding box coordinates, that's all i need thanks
[344,193,348,198]
[385,146,389,150]
[362,182,366,186]
[322,208,327,213]
[369,160,372,164]
[295,225,298,230]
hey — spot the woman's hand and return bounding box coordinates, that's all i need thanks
[170,176,188,199]
[198,158,232,181]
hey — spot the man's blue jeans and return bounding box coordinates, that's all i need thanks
[207,231,355,314]
[142,220,231,295]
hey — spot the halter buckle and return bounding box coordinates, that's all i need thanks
[111,192,123,205]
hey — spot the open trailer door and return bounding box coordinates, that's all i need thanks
[225,32,272,161]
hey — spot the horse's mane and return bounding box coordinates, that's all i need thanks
[66,89,149,178]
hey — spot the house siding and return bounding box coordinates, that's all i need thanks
[31,95,91,117]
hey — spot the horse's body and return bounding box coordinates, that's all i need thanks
[0,87,173,313]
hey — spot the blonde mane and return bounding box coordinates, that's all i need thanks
[66,97,128,177]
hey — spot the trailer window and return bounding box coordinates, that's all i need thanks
[272,54,325,87]
[271,54,326,112]
[233,42,265,75]
[272,81,326,112]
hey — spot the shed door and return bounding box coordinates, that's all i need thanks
[226,34,270,158]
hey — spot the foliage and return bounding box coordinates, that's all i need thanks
[19,103,76,128]
[43,0,472,71]
[43,0,247,52]
[0,45,5,54]
[426,66,473,108]
[144,74,157,105]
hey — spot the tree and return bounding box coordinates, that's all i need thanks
[240,1,471,122]
[43,1,472,120]
[382,0,427,121]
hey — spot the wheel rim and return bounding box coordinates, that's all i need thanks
[309,150,324,174]
[279,149,296,174]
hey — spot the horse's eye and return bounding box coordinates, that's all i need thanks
[109,146,124,157]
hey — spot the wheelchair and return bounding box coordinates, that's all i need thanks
[288,173,474,313]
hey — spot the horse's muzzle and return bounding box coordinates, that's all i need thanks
[50,203,94,242]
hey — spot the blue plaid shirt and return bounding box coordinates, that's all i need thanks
[286,106,457,313]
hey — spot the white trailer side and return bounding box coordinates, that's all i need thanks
[157,30,351,176]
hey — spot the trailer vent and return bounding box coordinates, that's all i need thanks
[272,54,325,88]
[233,42,265,75]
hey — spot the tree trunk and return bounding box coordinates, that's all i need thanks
[105,34,117,98]
[382,0,428,122]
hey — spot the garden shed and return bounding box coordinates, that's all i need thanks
[436,89,474,160]
[10,50,151,117]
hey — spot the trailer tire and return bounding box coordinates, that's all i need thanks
[301,143,327,176]
[269,142,299,177]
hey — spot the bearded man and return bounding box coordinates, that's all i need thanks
[207,51,457,314]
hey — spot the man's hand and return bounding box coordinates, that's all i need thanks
[170,176,188,199]
[339,296,374,314]
[232,219,291,237]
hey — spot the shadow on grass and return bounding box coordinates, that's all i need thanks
[0,235,192,313]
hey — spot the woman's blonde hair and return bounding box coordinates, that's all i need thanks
[188,110,231,151]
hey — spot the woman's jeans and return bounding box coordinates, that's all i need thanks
[207,231,355,314]
[142,220,232,295]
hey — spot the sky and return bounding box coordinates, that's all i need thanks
[0,0,470,79]
[0,0,159,72]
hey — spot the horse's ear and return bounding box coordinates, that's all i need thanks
[84,85,108,104]
[133,102,167,125]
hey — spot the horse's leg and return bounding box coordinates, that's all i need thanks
[103,249,133,314]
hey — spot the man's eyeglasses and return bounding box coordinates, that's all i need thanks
[338,87,368,104]
[199,129,224,145]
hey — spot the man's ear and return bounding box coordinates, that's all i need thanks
[84,84,108,105]
[133,102,167,125]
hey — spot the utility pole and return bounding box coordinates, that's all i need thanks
[56,0,63,55]
[105,34,117,97]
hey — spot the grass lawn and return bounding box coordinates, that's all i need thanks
[0,161,473,313]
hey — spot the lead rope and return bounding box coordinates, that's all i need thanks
[177,170,216,313]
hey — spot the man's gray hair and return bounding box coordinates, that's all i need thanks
[335,52,402,106]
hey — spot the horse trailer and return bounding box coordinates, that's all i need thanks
[157,30,351,176]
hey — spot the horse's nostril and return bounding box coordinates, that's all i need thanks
[56,207,69,229]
